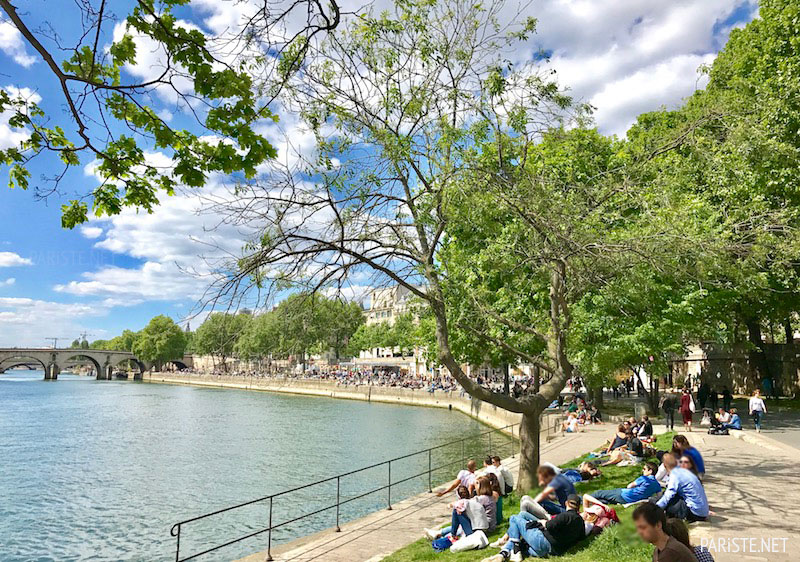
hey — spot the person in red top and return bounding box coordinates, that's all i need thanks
[679,388,693,432]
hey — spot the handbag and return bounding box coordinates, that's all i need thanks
[689,396,696,413]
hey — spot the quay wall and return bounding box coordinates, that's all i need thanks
[143,372,563,433]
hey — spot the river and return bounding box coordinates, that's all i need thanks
[0,371,508,561]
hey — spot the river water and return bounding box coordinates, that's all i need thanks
[0,371,510,561]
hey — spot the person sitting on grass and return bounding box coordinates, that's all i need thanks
[664,517,716,562]
[633,502,696,562]
[519,465,577,519]
[602,430,644,466]
[492,456,514,495]
[605,424,629,454]
[483,456,506,495]
[483,494,585,562]
[678,454,700,478]
[672,435,705,478]
[425,483,491,541]
[655,453,709,522]
[637,415,654,441]
[582,461,661,506]
[436,459,477,497]
[483,473,504,525]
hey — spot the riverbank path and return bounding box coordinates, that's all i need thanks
[689,429,800,561]
[238,425,611,562]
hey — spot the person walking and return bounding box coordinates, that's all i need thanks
[749,389,767,433]
[661,392,676,431]
[679,388,694,432]
[721,386,732,411]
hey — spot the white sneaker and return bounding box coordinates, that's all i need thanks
[510,551,524,562]
[489,537,507,548]
[479,555,506,562]
[424,527,439,541]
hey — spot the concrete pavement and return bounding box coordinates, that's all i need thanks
[238,425,611,562]
[688,429,800,562]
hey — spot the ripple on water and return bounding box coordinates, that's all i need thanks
[0,373,491,561]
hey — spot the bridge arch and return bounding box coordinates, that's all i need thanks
[110,357,147,380]
[62,353,103,378]
[0,354,51,377]
[0,356,48,373]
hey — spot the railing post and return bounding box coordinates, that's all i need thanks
[267,497,274,561]
[428,449,433,493]
[336,476,341,532]
[387,461,393,510]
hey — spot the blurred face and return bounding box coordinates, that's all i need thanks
[635,517,659,544]
[538,472,554,487]
[643,466,653,476]
[679,457,693,469]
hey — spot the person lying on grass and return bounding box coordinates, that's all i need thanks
[518,465,576,519]
[582,461,661,506]
[538,461,602,483]
[482,494,586,562]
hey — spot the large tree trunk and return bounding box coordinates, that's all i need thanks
[517,410,543,491]
[746,318,768,389]
[591,385,604,408]
[784,316,793,345]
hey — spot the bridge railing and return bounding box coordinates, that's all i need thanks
[168,413,564,561]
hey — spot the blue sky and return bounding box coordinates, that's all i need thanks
[0,0,759,346]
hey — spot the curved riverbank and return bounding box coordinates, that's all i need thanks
[143,372,563,434]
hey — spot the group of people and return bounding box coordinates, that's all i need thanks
[661,386,767,434]
[423,410,716,561]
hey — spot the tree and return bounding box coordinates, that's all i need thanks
[70,339,81,349]
[193,312,250,371]
[207,0,587,489]
[0,0,341,227]
[132,315,187,368]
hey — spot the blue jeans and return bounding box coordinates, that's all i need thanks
[501,512,552,557]
[539,499,565,515]
[439,509,473,537]
[752,411,764,430]
[590,488,627,504]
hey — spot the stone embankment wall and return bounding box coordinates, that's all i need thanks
[143,372,564,434]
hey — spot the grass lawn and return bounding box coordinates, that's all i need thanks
[383,432,677,562]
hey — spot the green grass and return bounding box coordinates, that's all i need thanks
[383,432,677,562]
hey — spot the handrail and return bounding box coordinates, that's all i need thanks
[170,412,564,561]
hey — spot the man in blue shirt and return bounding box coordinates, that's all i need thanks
[582,462,661,505]
[520,465,576,519]
[655,453,709,521]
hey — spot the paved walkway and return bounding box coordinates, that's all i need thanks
[239,426,611,562]
[688,429,800,561]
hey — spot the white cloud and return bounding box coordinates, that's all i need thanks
[0,296,110,347]
[80,226,103,239]
[510,0,756,134]
[0,278,15,286]
[0,86,42,150]
[0,251,32,267]
[0,18,36,67]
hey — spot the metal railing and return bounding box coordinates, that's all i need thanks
[169,414,563,561]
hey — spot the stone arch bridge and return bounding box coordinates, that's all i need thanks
[0,349,192,380]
